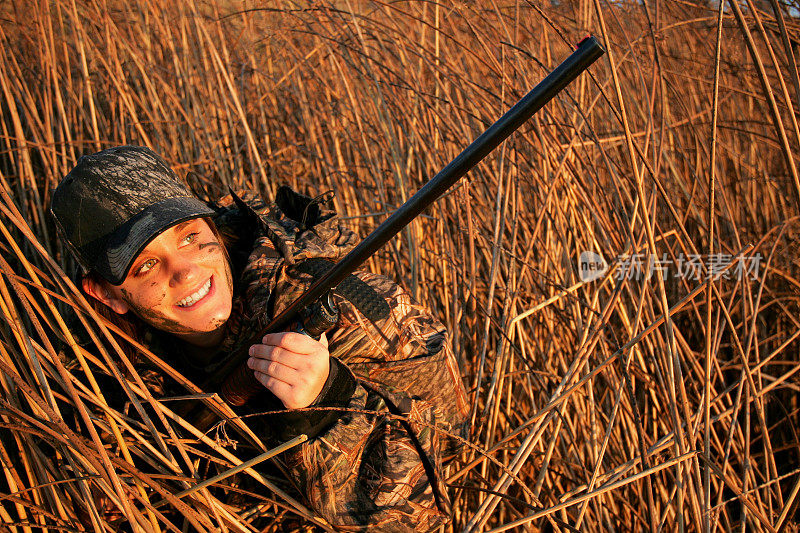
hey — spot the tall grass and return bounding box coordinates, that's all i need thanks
[1,0,799,530]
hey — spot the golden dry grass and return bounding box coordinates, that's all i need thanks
[0,0,799,531]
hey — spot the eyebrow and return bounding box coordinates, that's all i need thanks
[172,219,197,232]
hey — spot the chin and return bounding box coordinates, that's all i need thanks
[202,306,233,332]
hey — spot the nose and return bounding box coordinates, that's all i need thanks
[168,253,200,287]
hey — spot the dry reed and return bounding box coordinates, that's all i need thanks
[0,0,799,531]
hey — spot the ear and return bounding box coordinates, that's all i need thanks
[82,276,130,315]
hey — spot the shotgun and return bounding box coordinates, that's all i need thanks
[216,35,605,407]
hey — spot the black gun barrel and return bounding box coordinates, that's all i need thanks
[265,36,603,330]
[217,36,605,401]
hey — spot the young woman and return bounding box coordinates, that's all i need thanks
[51,145,469,531]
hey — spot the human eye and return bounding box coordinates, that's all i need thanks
[136,258,158,275]
[181,232,200,245]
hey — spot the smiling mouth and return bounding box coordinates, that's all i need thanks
[176,277,213,308]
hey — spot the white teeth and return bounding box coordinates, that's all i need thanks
[177,278,211,307]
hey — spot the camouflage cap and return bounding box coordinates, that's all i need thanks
[51,145,215,285]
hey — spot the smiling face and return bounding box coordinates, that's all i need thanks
[83,218,234,347]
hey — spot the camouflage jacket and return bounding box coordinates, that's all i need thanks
[184,187,470,531]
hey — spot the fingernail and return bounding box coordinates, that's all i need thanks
[247,357,253,368]
[249,346,254,356]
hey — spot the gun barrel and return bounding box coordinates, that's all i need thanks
[217,36,605,402]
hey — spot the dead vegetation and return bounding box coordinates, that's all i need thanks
[0,0,799,530]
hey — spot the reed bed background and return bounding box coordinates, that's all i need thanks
[0,0,799,530]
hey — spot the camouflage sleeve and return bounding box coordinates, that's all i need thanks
[277,271,470,532]
[228,188,470,530]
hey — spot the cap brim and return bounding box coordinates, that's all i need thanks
[94,196,215,285]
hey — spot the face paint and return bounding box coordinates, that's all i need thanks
[131,300,195,333]
[198,241,221,251]
[104,218,234,347]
